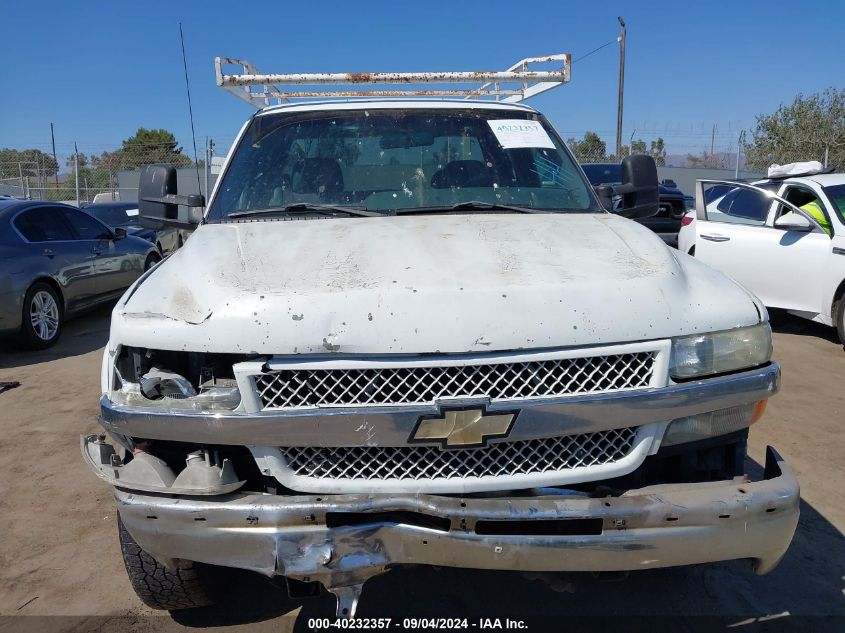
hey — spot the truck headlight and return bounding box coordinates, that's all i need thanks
[669,323,772,380]
[662,400,768,446]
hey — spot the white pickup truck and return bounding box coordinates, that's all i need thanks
[82,55,798,618]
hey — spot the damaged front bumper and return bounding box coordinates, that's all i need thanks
[112,446,799,613]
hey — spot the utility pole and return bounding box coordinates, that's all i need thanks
[18,163,25,197]
[735,130,745,179]
[615,17,626,160]
[74,142,80,207]
[50,123,59,186]
[710,124,716,157]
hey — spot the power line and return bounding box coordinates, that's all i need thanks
[573,38,619,63]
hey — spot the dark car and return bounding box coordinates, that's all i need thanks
[83,201,186,255]
[0,200,160,348]
[582,163,688,246]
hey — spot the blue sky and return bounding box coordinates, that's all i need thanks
[2,0,843,168]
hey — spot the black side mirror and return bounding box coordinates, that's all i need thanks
[595,184,615,211]
[139,164,203,229]
[616,155,659,218]
[662,179,677,188]
[113,227,127,240]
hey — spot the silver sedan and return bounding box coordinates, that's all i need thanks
[0,200,160,348]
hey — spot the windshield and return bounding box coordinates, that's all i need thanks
[207,108,596,220]
[823,184,845,224]
[85,205,140,227]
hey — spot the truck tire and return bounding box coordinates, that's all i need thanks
[118,516,222,610]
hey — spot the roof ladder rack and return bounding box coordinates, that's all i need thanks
[214,53,571,108]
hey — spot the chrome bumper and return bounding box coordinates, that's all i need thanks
[116,447,799,591]
[99,363,781,447]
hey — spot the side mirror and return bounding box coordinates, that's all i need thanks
[113,227,127,240]
[139,164,203,229]
[595,184,615,211]
[615,155,659,218]
[662,179,677,188]
[774,213,813,232]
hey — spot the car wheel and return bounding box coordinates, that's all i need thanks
[835,299,845,346]
[144,252,162,271]
[118,515,224,610]
[20,282,63,349]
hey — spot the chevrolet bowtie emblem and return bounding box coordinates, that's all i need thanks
[410,408,516,449]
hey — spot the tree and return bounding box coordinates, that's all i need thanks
[630,139,647,155]
[744,87,845,170]
[567,132,607,163]
[117,128,193,168]
[91,150,123,173]
[0,148,59,178]
[66,152,89,169]
[610,138,652,162]
[64,152,94,194]
[649,138,666,166]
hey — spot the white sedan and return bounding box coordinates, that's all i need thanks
[678,172,845,342]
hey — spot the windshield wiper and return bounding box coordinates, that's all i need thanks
[395,201,542,215]
[228,203,379,219]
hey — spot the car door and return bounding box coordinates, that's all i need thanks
[12,206,97,312]
[693,183,779,301]
[758,183,833,314]
[819,182,845,323]
[59,208,134,296]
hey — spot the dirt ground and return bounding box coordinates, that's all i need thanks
[0,306,843,632]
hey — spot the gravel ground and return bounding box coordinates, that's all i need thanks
[0,306,842,632]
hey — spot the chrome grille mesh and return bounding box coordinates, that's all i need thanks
[256,352,655,409]
[279,427,638,481]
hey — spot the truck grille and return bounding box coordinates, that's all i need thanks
[279,427,638,482]
[256,352,655,409]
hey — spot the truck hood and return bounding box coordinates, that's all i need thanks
[113,213,761,354]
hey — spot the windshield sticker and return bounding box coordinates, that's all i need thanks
[487,120,555,149]
[125,208,139,216]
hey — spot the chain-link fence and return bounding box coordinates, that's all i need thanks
[0,140,223,205]
[4,127,824,205]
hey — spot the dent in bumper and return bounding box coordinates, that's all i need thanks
[114,446,799,594]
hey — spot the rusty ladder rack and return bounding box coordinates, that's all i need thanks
[214,54,571,108]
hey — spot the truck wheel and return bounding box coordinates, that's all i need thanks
[118,516,222,610]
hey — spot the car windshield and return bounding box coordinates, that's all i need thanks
[207,108,596,220]
[823,184,845,224]
[85,205,140,227]
[581,163,622,185]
